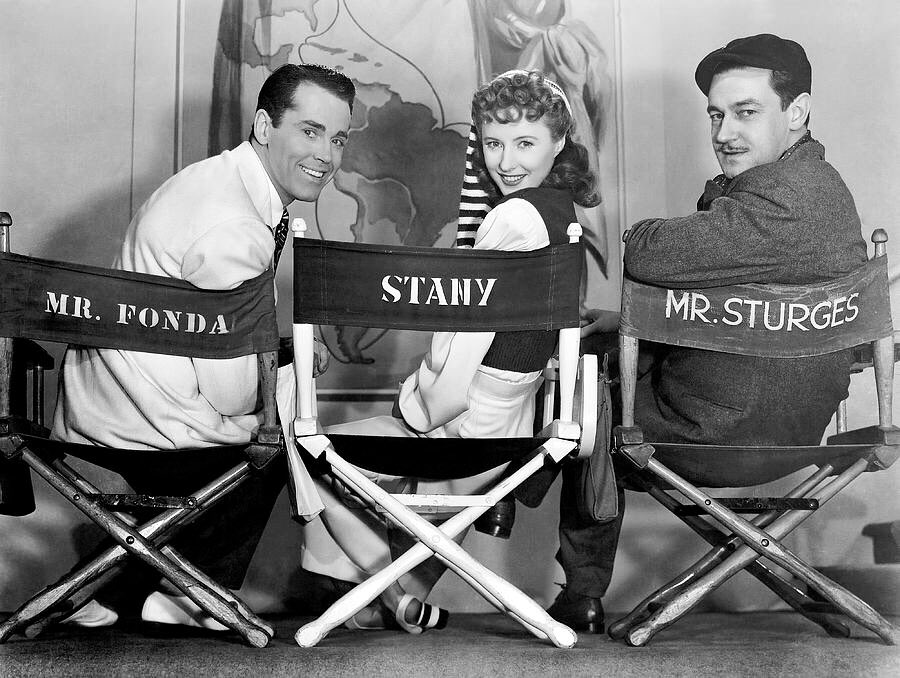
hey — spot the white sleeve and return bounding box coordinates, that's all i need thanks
[397,330,495,433]
[397,199,550,432]
[181,217,273,290]
[472,199,550,252]
[184,217,273,415]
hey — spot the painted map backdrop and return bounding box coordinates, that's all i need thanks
[199,0,618,391]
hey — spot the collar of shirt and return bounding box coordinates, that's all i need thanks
[699,131,817,210]
[232,141,286,233]
[778,130,813,162]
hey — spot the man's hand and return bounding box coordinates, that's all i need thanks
[580,308,620,337]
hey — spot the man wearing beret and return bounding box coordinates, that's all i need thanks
[548,34,868,633]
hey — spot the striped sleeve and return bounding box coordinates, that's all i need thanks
[456,124,493,248]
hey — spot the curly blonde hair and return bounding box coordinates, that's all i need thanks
[470,70,599,208]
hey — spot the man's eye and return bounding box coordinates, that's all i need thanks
[332,138,346,148]
[738,109,756,118]
[709,113,723,122]
[304,129,317,139]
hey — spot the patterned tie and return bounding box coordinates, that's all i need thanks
[273,208,289,270]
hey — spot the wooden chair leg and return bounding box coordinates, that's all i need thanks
[16,543,276,642]
[748,558,850,638]
[626,458,899,646]
[9,454,253,640]
[296,507,553,645]
[295,444,577,648]
[657,465,851,638]
[360,472,556,642]
[610,466,835,640]
[19,567,119,640]
[43,455,273,640]
[55,455,274,637]
[2,450,270,647]
[297,456,569,647]
[162,546,275,639]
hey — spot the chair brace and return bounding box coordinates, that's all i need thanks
[295,436,579,649]
[625,454,900,646]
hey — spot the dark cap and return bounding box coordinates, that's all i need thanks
[695,33,811,96]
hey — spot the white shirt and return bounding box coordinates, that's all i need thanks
[52,142,283,449]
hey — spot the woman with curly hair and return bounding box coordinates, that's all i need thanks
[299,69,598,634]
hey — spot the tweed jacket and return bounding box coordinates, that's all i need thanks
[622,138,868,445]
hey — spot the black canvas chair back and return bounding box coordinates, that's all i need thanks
[609,228,899,646]
[289,226,597,648]
[0,212,280,647]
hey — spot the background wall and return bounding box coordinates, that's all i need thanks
[1,0,897,617]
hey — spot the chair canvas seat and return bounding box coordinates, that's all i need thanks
[7,431,258,477]
[323,433,549,480]
[646,441,879,487]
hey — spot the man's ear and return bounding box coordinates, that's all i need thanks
[253,109,272,145]
[788,93,810,131]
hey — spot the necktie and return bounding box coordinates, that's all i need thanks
[273,208,289,270]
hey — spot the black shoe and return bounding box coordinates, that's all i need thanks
[474,497,516,539]
[293,570,357,614]
[514,464,561,508]
[547,587,604,634]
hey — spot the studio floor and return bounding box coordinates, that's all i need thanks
[2,611,898,677]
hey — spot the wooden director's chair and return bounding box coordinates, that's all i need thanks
[0,212,282,648]
[609,229,900,647]
[289,225,596,648]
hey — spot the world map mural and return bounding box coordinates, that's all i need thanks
[205,0,616,382]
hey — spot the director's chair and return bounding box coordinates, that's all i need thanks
[289,224,595,648]
[0,212,281,647]
[609,229,900,646]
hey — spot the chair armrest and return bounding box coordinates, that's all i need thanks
[13,338,54,371]
[256,350,279,443]
[827,425,900,446]
[850,340,900,372]
[535,420,581,442]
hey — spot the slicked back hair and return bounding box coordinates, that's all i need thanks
[250,63,355,142]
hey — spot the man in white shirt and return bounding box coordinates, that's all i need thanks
[53,63,354,629]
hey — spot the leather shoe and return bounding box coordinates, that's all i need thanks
[547,587,604,634]
[474,497,515,539]
[514,464,561,508]
[140,591,228,632]
[61,599,118,628]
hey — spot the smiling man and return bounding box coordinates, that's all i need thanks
[52,64,354,630]
[554,34,869,635]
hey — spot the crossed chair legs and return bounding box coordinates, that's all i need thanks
[610,441,900,647]
[0,446,274,647]
[294,435,581,649]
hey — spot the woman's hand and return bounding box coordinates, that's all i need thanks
[313,337,329,377]
[580,308,620,337]
[277,335,330,377]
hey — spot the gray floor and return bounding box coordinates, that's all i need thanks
[2,612,899,677]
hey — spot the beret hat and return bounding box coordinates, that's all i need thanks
[695,33,811,96]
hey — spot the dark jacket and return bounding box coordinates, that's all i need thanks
[482,187,575,372]
[623,138,868,445]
